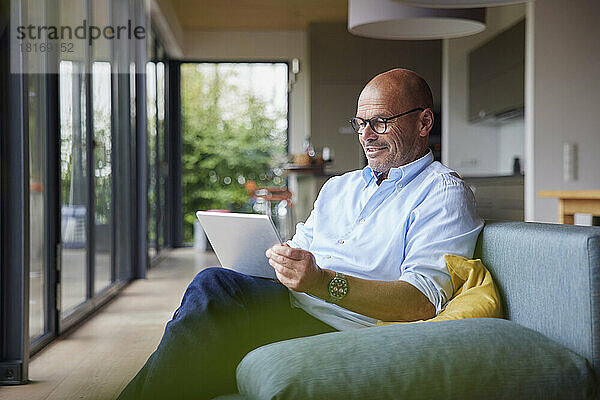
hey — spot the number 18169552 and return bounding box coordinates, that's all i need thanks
[19,41,74,53]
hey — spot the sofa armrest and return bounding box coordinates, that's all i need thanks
[237,318,594,400]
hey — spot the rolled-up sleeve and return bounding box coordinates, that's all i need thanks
[398,174,484,315]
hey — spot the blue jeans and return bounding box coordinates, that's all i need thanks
[117,268,336,400]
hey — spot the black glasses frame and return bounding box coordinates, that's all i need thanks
[349,107,425,134]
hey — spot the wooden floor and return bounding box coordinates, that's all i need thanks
[2,248,218,400]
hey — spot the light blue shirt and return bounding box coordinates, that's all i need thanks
[287,151,484,331]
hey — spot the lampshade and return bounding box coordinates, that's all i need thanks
[348,0,486,40]
[394,0,526,8]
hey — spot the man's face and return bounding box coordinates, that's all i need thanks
[356,85,422,173]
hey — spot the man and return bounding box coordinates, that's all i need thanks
[118,69,483,400]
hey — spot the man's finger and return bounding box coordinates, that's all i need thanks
[266,245,289,258]
[272,266,299,291]
[268,252,297,267]
[285,247,308,261]
[268,258,295,278]
[270,245,305,261]
[274,272,295,290]
[270,244,290,255]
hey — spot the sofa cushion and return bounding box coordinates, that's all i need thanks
[474,222,600,386]
[378,255,503,326]
[237,318,594,400]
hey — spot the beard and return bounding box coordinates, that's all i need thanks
[364,147,396,173]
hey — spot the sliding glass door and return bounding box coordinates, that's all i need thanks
[147,34,168,262]
[28,72,49,340]
[26,0,51,343]
[59,58,89,315]
[92,0,114,295]
[58,0,117,322]
[2,0,155,379]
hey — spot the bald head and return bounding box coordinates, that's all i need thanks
[356,68,435,172]
[360,68,433,111]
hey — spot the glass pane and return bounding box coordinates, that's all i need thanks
[26,0,48,340]
[59,0,88,315]
[60,59,88,314]
[93,0,113,294]
[146,62,158,258]
[157,62,165,248]
[130,62,136,139]
[92,61,112,294]
[29,74,46,339]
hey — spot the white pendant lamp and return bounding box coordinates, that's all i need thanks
[394,0,527,8]
[348,0,486,40]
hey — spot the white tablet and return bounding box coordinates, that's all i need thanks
[195,211,282,279]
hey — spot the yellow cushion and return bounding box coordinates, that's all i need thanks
[377,254,504,326]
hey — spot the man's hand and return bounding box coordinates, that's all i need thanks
[265,244,325,294]
[266,245,435,322]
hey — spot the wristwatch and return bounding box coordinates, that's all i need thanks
[328,272,349,303]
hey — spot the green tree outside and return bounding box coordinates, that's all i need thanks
[181,63,288,243]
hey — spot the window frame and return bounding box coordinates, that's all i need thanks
[0,0,30,384]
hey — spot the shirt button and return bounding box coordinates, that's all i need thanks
[338,239,344,245]
[359,218,366,224]
[325,255,332,259]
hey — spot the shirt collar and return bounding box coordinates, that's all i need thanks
[361,150,434,188]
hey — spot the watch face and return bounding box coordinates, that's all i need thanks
[329,274,348,300]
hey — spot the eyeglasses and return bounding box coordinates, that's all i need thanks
[349,107,425,134]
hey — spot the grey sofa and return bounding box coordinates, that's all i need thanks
[215,222,600,399]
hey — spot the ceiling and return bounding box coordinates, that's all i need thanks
[169,0,348,31]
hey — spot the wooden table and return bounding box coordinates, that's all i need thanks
[538,190,600,224]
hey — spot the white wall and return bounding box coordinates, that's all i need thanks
[526,0,600,222]
[442,5,526,177]
[183,31,310,156]
[497,118,525,174]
